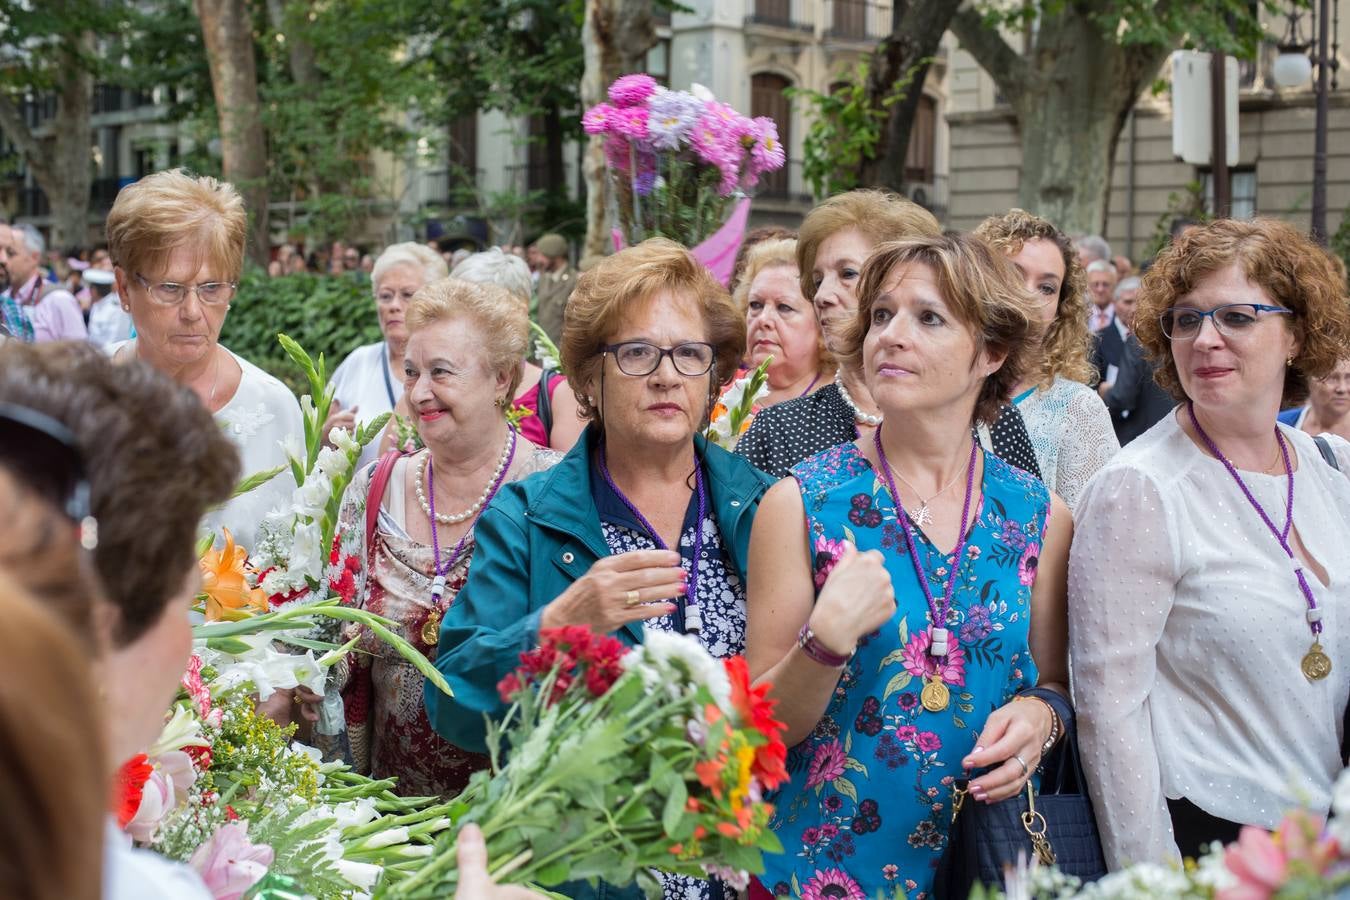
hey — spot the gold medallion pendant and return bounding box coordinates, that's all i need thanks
[921,676,950,712]
[421,610,442,647]
[1302,641,1332,681]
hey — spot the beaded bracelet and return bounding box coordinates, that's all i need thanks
[1014,694,1062,757]
[797,624,852,668]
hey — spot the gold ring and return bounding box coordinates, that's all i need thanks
[625,589,641,607]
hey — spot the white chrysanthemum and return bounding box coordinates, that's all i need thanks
[624,630,731,708]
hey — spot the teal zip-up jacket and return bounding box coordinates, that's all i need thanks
[426,426,773,752]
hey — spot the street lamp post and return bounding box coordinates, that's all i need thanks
[1274,0,1340,244]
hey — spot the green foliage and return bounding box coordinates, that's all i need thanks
[1142,180,1211,262]
[220,271,382,395]
[789,59,929,200]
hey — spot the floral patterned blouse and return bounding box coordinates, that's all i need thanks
[325,445,559,797]
[761,443,1050,900]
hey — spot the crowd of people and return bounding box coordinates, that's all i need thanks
[1,167,1349,900]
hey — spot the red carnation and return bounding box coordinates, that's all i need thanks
[113,754,153,828]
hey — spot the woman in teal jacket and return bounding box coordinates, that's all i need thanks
[427,239,773,900]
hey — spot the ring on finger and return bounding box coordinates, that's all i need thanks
[1013,754,1029,777]
[624,589,641,608]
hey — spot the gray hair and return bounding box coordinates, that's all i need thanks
[1114,275,1141,298]
[451,248,532,305]
[1076,234,1111,264]
[371,241,447,291]
[14,224,44,256]
[1085,258,1116,276]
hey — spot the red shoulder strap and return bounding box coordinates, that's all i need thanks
[365,450,402,547]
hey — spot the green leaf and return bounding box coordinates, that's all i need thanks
[662,778,688,835]
[843,757,868,776]
[233,465,286,499]
[206,636,254,655]
[831,776,858,805]
[881,671,913,701]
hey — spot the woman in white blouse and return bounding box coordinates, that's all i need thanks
[975,210,1119,510]
[1069,218,1350,867]
[105,169,303,550]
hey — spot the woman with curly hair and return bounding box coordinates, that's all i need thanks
[1069,218,1350,868]
[976,210,1118,510]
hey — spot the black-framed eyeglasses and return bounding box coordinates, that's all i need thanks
[601,341,716,377]
[134,273,237,308]
[0,402,97,547]
[1159,303,1293,341]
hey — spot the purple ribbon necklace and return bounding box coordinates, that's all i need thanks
[421,427,518,646]
[598,443,708,635]
[873,429,979,712]
[1188,403,1330,681]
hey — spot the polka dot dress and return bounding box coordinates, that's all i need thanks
[736,382,1044,481]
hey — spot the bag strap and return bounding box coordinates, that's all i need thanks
[1314,434,1340,470]
[536,367,555,443]
[365,450,402,547]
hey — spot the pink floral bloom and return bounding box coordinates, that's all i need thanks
[896,725,918,743]
[800,868,866,900]
[691,117,733,169]
[189,822,275,900]
[882,864,899,881]
[1272,811,1338,874]
[805,740,847,788]
[1220,825,1288,900]
[583,103,618,136]
[126,750,198,842]
[608,73,658,107]
[812,535,848,589]
[611,106,650,141]
[1018,543,1041,586]
[749,116,786,174]
[916,731,942,753]
[900,628,968,686]
[182,655,212,720]
[604,136,632,172]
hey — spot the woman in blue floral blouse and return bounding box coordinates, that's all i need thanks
[745,232,1073,900]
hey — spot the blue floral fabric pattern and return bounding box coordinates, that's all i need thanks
[761,442,1050,900]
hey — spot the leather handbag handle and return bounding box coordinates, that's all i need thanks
[365,450,402,548]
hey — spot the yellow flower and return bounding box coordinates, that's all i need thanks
[199,528,269,621]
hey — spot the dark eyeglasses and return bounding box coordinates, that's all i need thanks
[0,403,97,548]
[601,341,716,377]
[1159,303,1292,341]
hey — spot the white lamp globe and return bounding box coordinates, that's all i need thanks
[1273,51,1314,88]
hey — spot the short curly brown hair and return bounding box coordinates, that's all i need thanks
[0,343,240,645]
[1134,218,1350,405]
[836,232,1039,426]
[975,209,1095,387]
[561,238,744,428]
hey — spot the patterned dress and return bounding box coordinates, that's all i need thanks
[761,443,1051,900]
[592,456,745,900]
[325,445,559,797]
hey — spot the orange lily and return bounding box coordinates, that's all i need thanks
[199,528,269,621]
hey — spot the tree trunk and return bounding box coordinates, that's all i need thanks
[0,31,94,251]
[265,0,320,88]
[950,6,1170,235]
[581,0,655,259]
[858,0,959,192]
[196,0,270,267]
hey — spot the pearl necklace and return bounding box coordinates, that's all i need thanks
[415,429,514,524]
[835,371,882,426]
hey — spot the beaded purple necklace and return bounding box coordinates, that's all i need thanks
[421,428,518,645]
[1187,402,1330,681]
[873,429,979,712]
[597,443,708,634]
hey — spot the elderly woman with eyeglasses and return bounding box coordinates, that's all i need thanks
[105,169,302,549]
[427,239,773,900]
[1069,219,1350,869]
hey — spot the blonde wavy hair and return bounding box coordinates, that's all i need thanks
[105,168,247,280]
[406,277,529,403]
[975,209,1096,387]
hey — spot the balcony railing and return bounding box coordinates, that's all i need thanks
[744,0,813,32]
[824,0,889,41]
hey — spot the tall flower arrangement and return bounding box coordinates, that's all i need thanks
[379,628,788,898]
[585,74,786,246]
